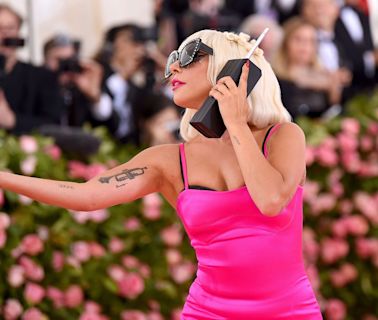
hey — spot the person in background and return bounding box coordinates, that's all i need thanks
[239,14,283,62]
[273,17,350,119]
[301,0,353,103]
[0,4,62,135]
[95,24,180,146]
[179,0,241,42]
[335,0,376,94]
[43,34,119,130]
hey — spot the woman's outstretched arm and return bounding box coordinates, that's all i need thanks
[0,145,166,211]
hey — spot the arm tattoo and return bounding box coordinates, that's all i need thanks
[232,135,241,145]
[98,167,148,187]
[58,184,74,189]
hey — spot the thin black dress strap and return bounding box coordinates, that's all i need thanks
[261,125,275,155]
[179,143,189,190]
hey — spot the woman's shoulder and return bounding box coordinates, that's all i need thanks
[274,122,305,140]
[267,122,306,156]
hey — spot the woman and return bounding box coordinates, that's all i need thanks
[0,29,322,319]
[272,17,350,119]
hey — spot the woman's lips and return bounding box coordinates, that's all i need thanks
[171,78,186,90]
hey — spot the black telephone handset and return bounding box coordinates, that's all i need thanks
[190,28,269,138]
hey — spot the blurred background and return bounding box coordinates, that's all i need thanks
[0,1,377,319]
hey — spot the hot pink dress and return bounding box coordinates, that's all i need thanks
[176,124,323,319]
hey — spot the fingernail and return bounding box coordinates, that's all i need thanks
[245,60,250,68]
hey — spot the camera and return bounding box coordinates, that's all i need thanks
[58,57,83,74]
[1,37,25,48]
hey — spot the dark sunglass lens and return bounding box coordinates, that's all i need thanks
[165,51,178,78]
[180,42,198,67]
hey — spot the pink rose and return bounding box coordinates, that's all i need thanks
[89,209,109,223]
[46,287,65,308]
[160,225,182,247]
[325,299,347,320]
[166,249,182,265]
[139,264,151,279]
[80,313,107,320]
[3,299,23,320]
[354,192,378,224]
[68,161,88,180]
[66,256,81,268]
[8,265,25,287]
[121,310,147,320]
[0,212,11,229]
[124,217,141,231]
[44,144,61,160]
[89,242,105,258]
[21,307,46,320]
[19,256,44,281]
[84,301,102,314]
[338,199,353,216]
[305,146,316,166]
[21,234,44,256]
[72,241,91,262]
[345,215,369,236]
[118,273,145,299]
[146,312,164,320]
[122,255,140,269]
[71,211,90,224]
[310,193,336,215]
[331,219,348,238]
[65,285,84,308]
[19,195,33,205]
[85,164,107,180]
[341,152,361,173]
[360,135,373,151]
[20,156,37,175]
[20,136,38,154]
[355,238,378,259]
[341,118,360,135]
[24,283,45,304]
[316,146,338,167]
[142,193,162,220]
[108,265,126,282]
[303,180,320,204]
[170,261,195,284]
[338,132,358,151]
[108,237,124,254]
[321,238,349,264]
[367,122,378,135]
[52,251,65,272]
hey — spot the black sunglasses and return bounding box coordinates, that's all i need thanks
[164,38,213,79]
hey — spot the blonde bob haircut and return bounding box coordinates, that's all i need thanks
[178,29,292,142]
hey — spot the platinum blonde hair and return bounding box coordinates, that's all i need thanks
[178,29,292,141]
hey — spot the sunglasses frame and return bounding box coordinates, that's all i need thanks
[164,38,213,79]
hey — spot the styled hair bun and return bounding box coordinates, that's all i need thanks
[223,31,264,57]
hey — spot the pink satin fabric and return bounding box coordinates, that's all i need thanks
[176,124,323,319]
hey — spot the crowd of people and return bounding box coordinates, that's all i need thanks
[0,0,377,153]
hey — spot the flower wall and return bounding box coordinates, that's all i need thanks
[0,91,378,320]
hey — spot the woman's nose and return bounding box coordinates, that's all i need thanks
[169,60,182,75]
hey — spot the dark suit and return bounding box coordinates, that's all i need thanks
[335,5,376,93]
[1,61,63,135]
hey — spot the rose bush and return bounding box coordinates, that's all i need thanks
[1,91,378,319]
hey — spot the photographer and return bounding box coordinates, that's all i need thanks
[95,24,180,146]
[0,4,62,134]
[43,34,118,129]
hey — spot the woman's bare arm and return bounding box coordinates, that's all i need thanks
[227,122,306,216]
[0,145,167,211]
